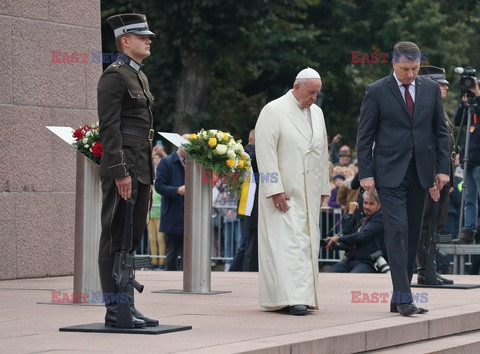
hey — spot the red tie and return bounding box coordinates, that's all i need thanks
[357,216,368,232]
[403,84,414,117]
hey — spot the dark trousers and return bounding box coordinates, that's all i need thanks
[165,233,183,271]
[417,184,450,268]
[229,216,259,272]
[377,159,427,304]
[243,217,258,272]
[327,259,376,273]
[99,178,150,260]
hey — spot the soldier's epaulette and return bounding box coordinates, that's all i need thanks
[109,60,125,70]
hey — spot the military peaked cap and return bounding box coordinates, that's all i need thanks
[107,13,154,38]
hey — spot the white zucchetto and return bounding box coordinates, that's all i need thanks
[296,67,321,80]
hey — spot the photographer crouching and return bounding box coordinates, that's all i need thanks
[324,191,387,273]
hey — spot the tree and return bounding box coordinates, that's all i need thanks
[100,0,476,148]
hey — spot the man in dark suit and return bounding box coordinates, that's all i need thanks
[357,41,450,316]
[325,191,385,273]
[154,142,187,271]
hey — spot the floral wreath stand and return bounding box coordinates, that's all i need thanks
[152,132,229,295]
[46,126,102,305]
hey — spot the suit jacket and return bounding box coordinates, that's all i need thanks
[339,210,384,263]
[98,56,154,184]
[357,73,450,189]
[154,152,185,235]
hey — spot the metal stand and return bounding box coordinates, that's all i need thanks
[72,153,102,303]
[153,160,229,295]
[42,127,102,305]
[457,100,475,236]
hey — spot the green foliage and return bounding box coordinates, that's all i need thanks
[100,0,480,149]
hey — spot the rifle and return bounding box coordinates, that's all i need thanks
[112,162,151,327]
[424,199,452,285]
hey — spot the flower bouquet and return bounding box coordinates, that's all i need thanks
[182,129,251,197]
[72,122,103,165]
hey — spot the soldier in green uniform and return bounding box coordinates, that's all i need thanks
[97,13,158,328]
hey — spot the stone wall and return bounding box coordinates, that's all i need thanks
[0,0,102,279]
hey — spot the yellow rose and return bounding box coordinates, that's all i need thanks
[240,153,247,160]
[237,160,244,169]
[226,159,235,168]
[208,138,217,147]
[189,133,198,139]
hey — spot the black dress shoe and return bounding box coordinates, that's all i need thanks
[437,274,454,285]
[131,309,159,327]
[390,303,428,314]
[105,308,146,328]
[417,273,443,285]
[396,303,421,316]
[417,272,454,285]
[289,305,308,316]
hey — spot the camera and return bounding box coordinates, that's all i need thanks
[370,250,390,273]
[455,66,477,98]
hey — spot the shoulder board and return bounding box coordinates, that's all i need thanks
[108,61,125,70]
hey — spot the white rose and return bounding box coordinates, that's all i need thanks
[82,138,88,144]
[84,144,89,149]
[235,144,244,153]
[209,129,218,136]
[216,132,224,141]
[202,131,208,140]
[85,131,91,137]
[215,144,227,155]
[226,149,236,159]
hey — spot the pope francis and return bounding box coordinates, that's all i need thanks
[255,68,330,315]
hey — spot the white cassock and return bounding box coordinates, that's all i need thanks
[255,89,330,311]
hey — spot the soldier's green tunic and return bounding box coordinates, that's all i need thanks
[97,55,154,259]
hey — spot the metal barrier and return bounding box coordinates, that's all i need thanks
[139,205,345,267]
[319,207,343,265]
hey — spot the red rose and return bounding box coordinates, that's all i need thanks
[92,142,103,158]
[83,124,91,131]
[73,128,84,141]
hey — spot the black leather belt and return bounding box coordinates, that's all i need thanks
[120,126,154,141]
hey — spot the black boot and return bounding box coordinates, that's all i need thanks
[127,283,159,327]
[417,267,443,285]
[417,267,454,285]
[98,258,145,328]
[452,228,475,244]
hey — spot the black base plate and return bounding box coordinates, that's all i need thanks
[59,323,192,335]
[411,283,480,289]
[152,289,231,295]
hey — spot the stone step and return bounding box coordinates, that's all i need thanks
[369,330,480,353]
